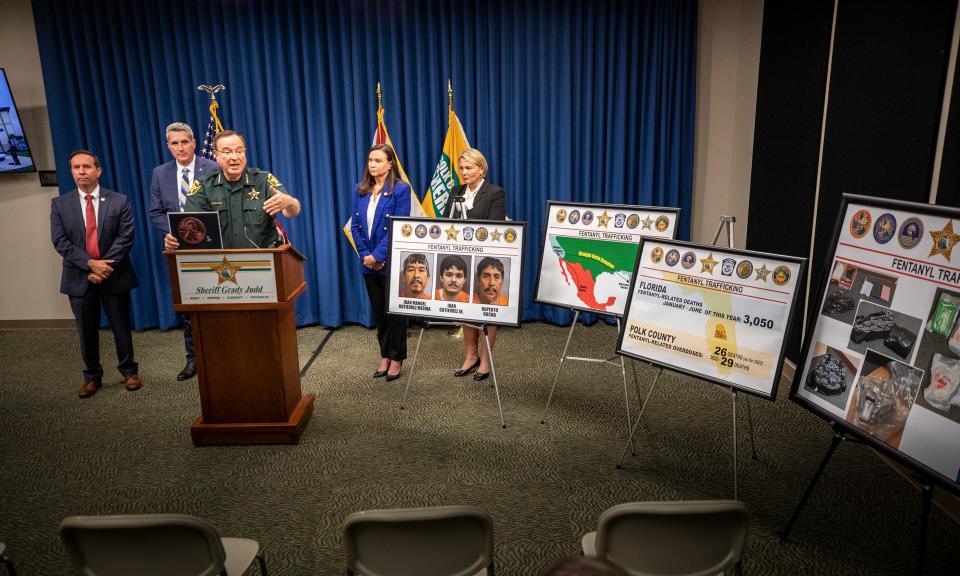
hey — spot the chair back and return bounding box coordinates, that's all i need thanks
[594,500,749,576]
[343,505,494,576]
[59,514,227,576]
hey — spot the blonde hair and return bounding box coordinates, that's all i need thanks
[458,148,488,176]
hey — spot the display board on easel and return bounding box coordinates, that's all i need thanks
[387,216,526,428]
[617,238,806,400]
[534,201,681,450]
[535,201,681,316]
[387,217,526,327]
[792,195,960,495]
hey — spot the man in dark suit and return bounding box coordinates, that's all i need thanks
[51,150,141,398]
[148,122,218,380]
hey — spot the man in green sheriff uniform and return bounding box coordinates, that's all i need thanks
[163,130,300,250]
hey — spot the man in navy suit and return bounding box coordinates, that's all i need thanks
[147,122,218,381]
[51,150,141,398]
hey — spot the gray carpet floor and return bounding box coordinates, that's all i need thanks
[1,322,958,575]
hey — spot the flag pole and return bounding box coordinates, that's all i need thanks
[447,79,453,111]
[377,82,383,112]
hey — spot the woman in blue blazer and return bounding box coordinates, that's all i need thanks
[351,144,411,381]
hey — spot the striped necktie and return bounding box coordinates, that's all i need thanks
[179,167,191,210]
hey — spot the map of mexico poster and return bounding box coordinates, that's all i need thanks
[535,201,680,316]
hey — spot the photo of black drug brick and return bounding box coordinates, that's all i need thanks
[850,311,896,343]
[823,290,854,316]
[884,325,916,359]
[807,353,848,395]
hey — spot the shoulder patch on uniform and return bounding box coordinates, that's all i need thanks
[187,180,202,195]
[266,173,282,187]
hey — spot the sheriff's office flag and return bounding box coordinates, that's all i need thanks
[422,106,470,218]
[343,92,424,253]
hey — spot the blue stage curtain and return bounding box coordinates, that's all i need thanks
[32,0,696,329]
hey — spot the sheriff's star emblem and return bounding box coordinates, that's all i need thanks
[490,229,503,241]
[445,225,460,240]
[930,220,960,260]
[700,253,718,274]
[641,216,654,230]
[247,188,260,200]
[211,256,241,285]
[755,264,771,282]
[597,211,611,227]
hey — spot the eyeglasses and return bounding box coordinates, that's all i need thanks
[216,148,246,157]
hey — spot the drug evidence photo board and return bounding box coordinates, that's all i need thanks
[387,217,526,327]
[617,238,806,400]
[793,195,960,494]
[535,201,680,316]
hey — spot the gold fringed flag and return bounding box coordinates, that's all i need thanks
[422,80,470,218]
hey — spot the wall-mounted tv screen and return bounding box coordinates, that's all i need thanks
[0,68,36,173]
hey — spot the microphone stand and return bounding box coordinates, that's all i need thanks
[451,194,468,220]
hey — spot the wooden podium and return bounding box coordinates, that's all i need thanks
[166,245,314,446]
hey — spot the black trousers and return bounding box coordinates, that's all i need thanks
[68,286,138,382]
[363,273,407,361]
[179,312,194,361]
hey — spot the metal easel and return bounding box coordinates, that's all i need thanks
[400,321,507,428]
[399,198,508,428]
[540,311,643,455]
[780,421,935,576]
[616,215,758,500]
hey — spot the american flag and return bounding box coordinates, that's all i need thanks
[199,98,223,160]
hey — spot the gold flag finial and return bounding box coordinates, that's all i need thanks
[376,82,382,111]
[447,79,453,111]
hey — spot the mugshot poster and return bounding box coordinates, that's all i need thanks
[617,239,805,400]
[535,201,680,317]
[793,195,960,492]
[387,217,526,327]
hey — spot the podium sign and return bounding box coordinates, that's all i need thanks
[175,252,278,304]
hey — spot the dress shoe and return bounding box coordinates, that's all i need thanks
[373,370,388,378]
[124,374,142,391]
[385,361,403,382]
[473,371,489,382]
[78,380,101,398]
[177,360,196,381]
[453,358,481,377]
